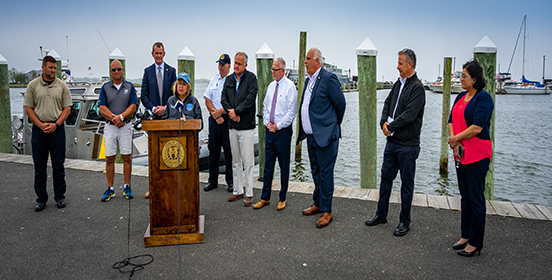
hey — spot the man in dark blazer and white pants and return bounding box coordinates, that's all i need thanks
[140,42,177,120]
[141,42,176,198]
[298,48,346,228]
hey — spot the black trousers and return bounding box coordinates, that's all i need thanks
[260,126,292,202]
[31,125,67,203]
[208,116,233,185]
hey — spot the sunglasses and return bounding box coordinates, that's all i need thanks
[111,67,122,72]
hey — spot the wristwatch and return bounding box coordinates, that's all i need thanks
[55,122,60,128]
[119,114,124,122]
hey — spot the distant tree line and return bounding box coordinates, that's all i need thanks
[9,67,27,84]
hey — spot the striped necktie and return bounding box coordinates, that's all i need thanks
[269,82,279,123]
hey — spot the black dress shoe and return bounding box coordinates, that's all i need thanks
[204,182,218,192]
[365,215,387,226]
[35,202,46,212]
[56,198,66,209]
[227,183,233,193]
[393,222,410,237]
[452,241,468,250]
[457,247,481,257]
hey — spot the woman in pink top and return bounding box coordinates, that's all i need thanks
[448,60,494,257]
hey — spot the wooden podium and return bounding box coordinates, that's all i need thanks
[142,119,204,246]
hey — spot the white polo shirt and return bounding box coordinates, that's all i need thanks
[203,73,228,110]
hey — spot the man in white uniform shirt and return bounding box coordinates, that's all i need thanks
[253,57,297,211]
[204,54,233,192]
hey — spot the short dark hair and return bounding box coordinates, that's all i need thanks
[152,42,164,52]
[42,55,56,66]
[398,48,416,69]
[463,59,486,90]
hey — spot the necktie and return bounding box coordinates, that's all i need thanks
[269,82,279,124]
[157,66,163,102]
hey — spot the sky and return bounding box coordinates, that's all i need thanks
[1,0,551,83]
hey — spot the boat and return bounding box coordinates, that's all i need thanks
[11,82,256,170]
[428,71,464,94]
[501,15,550,95]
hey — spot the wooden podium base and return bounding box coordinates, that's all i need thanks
[144,215,204,247]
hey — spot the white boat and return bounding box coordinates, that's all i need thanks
[502,15,549,95]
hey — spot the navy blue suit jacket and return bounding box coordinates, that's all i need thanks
[140,62,177,111]
[297,68,346,148]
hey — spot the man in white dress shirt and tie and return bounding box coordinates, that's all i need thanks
[253,57,297,211]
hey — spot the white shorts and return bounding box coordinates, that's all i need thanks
[104,122,133,157]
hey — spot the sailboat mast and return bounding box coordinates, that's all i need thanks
[522,15,526,78]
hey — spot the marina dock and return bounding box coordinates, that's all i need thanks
[1,153,551,279]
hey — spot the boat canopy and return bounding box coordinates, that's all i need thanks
[522,75,543,87]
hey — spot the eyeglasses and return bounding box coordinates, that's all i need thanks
[461,74,470,79]
[111,67,122,72]
[271,68,282,72]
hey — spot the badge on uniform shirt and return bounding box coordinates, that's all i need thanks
[124,89,128,94]
[186,103,193,111]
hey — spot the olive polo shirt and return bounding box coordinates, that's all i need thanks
[24,76,72,122]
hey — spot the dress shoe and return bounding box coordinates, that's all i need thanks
[457,247,481,257]
[35,202,46,212]
[56,198,66,209]
[228,193,244,202]
[144,191,150,199]
[204,182,218,192]
[393,222,410,237]
[253,199,270,209]
[244,197,253,207]
[227,183,233,193]
[316,212,333,228]
[277,200,287,211]
[365,214,387,226]
[452,241,468,250]
[302,204,321,215]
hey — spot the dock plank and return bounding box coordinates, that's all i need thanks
[486,200,497,215]
[535,205,552,221]
[348,188,370,200]
[333,186,346,197]
[427,195,449,209]
[367,189,379,201]
[447,196,461,211]
[490,201,521,218]
[389,191,401,204]
[338,186,354,198]
[412,193,428,207]
[512,203,538,219]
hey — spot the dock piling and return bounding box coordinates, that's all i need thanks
[474,36,497,200]
[255,43,275,179]
[178,47,196,95]
[0,54,10,153]
[440,57,452,174]
[294,31,307,161]
[356,37,378,189]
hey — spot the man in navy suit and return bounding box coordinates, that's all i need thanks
[141,42,177,120]
[298,48,346,228]
[141,42,176,199]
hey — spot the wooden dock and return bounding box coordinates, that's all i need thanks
[2,153,550,222]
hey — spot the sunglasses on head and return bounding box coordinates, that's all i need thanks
[111,67,122,72]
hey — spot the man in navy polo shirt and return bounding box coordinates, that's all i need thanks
[98,59,139,202]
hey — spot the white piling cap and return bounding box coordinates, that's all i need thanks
[49,49,62,61]
[178,47,195,61]
[109,48,126,60]
[0,54,7,65]
[255,43,274,59]
[473,36,497,53]
[356,37,378,56]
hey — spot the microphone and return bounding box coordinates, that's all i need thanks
[174,101,186,121]
[145,109,154,120]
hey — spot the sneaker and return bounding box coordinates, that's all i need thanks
[123,185,134,199]
[101,188,115,202]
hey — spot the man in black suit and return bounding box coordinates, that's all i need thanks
[141,42,176,198]
[298,48,346,228]
[221,52,258,207]
[365,48,426,237]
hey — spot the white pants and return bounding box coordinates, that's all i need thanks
[104,122,133,157]
[229,128,254,197]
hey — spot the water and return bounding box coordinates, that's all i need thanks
[10,84,552,206]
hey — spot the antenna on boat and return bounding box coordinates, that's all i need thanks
[97,29,111,53]
[66,35,69,63]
